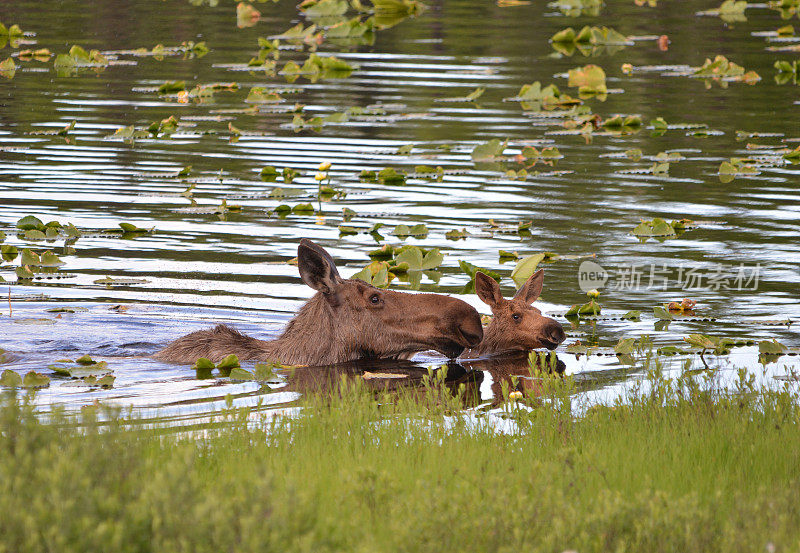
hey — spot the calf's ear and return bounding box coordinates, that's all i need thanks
[475,272,503,309]
[513,269,544,305]
[298,240,342,295]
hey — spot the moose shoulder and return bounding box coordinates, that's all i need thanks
[153,239,483,366]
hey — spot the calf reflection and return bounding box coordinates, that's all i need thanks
[461,352,566,408]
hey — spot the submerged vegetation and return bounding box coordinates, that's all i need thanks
[2,362,800,552]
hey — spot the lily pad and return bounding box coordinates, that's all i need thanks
[22,371,50,389]
[471,139,507,162]
[567,64,607,95]
[0,369,22,387]
[510,253,546,288]
[758,339,787,355]
[229,367,256,381]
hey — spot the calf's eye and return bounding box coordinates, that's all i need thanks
[512,313,520,321]
[370,294,381,304]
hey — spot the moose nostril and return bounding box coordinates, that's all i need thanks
[549,324,567,345]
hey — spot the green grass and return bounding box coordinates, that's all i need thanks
[1,362,799,553]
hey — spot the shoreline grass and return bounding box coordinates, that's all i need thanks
[1,362,799,553]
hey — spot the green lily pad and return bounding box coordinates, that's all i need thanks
[22,371,50,389]
[229,367,256,381]
[0,369,22,387]
[471,139,507,162]
[613,338,636,355]
[192,358,216,371]
[216,354,241,372]
[684,334,718,350]
[16,216,44,231]
[758,339,787,355]
[510,253,546,288]
[567,64,607,95]
[377,167,406,185]
[445,228,469,240]
[657,346,684,356]
[653,306,673,320]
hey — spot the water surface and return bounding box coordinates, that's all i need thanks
[1,0,798,418]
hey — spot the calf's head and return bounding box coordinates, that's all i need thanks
[296,239,483,360]
[472,269,566,355]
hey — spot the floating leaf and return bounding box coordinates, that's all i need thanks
[653,306,674,320]
[510,253,546,288]
[614,338,636,355]
[216,354,241,372]
[657,346,684,356]
[0,369,22,388]
[82,374,115,388]
[158,80,186,94]
[229,367,256,381]
[16,216,45,231]
[93,276,151,285]
[16,266,35,280]
[718,0,747,14]
[459,260,501,286]
[260,166,280,181]
[267,187,303,199]
[632,218,681,238]
[22,371,50,389]
[301,0,349,16]
[0,57,16,78]
[254,362,280,382]
[76,354,95,365]
[567,64,607,95]
[758,339,787,355]
[684,334,717,350]
[338,225,359,236]
[377,167,406,185]
[393,223,428,239]
[246,87,282,103]
[352,261,390,288]
[667,298,697,312]
[237,2,262,28]
[471,139,508,161]
[192,358,216,371]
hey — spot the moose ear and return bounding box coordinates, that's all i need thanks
[513,269,544,305]
[297,239,342,295]
[475,272,503,308]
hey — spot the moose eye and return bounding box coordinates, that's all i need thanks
[512,313,521,321]
[370,294,381,305]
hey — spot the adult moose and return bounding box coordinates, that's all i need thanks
[463,269,566,358]
[154,239,483,365]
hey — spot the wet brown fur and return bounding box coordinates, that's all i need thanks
[463,269,566,358]
[153,239,483,366]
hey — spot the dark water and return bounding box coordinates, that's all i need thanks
[0,0,798,419]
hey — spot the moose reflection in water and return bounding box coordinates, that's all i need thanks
[277,354,633,409]
[279,359,485,408]
[154,239,483,366]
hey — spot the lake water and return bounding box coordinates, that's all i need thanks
[1,0,798,421]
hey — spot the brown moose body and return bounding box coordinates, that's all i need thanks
[153,239,483,366]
